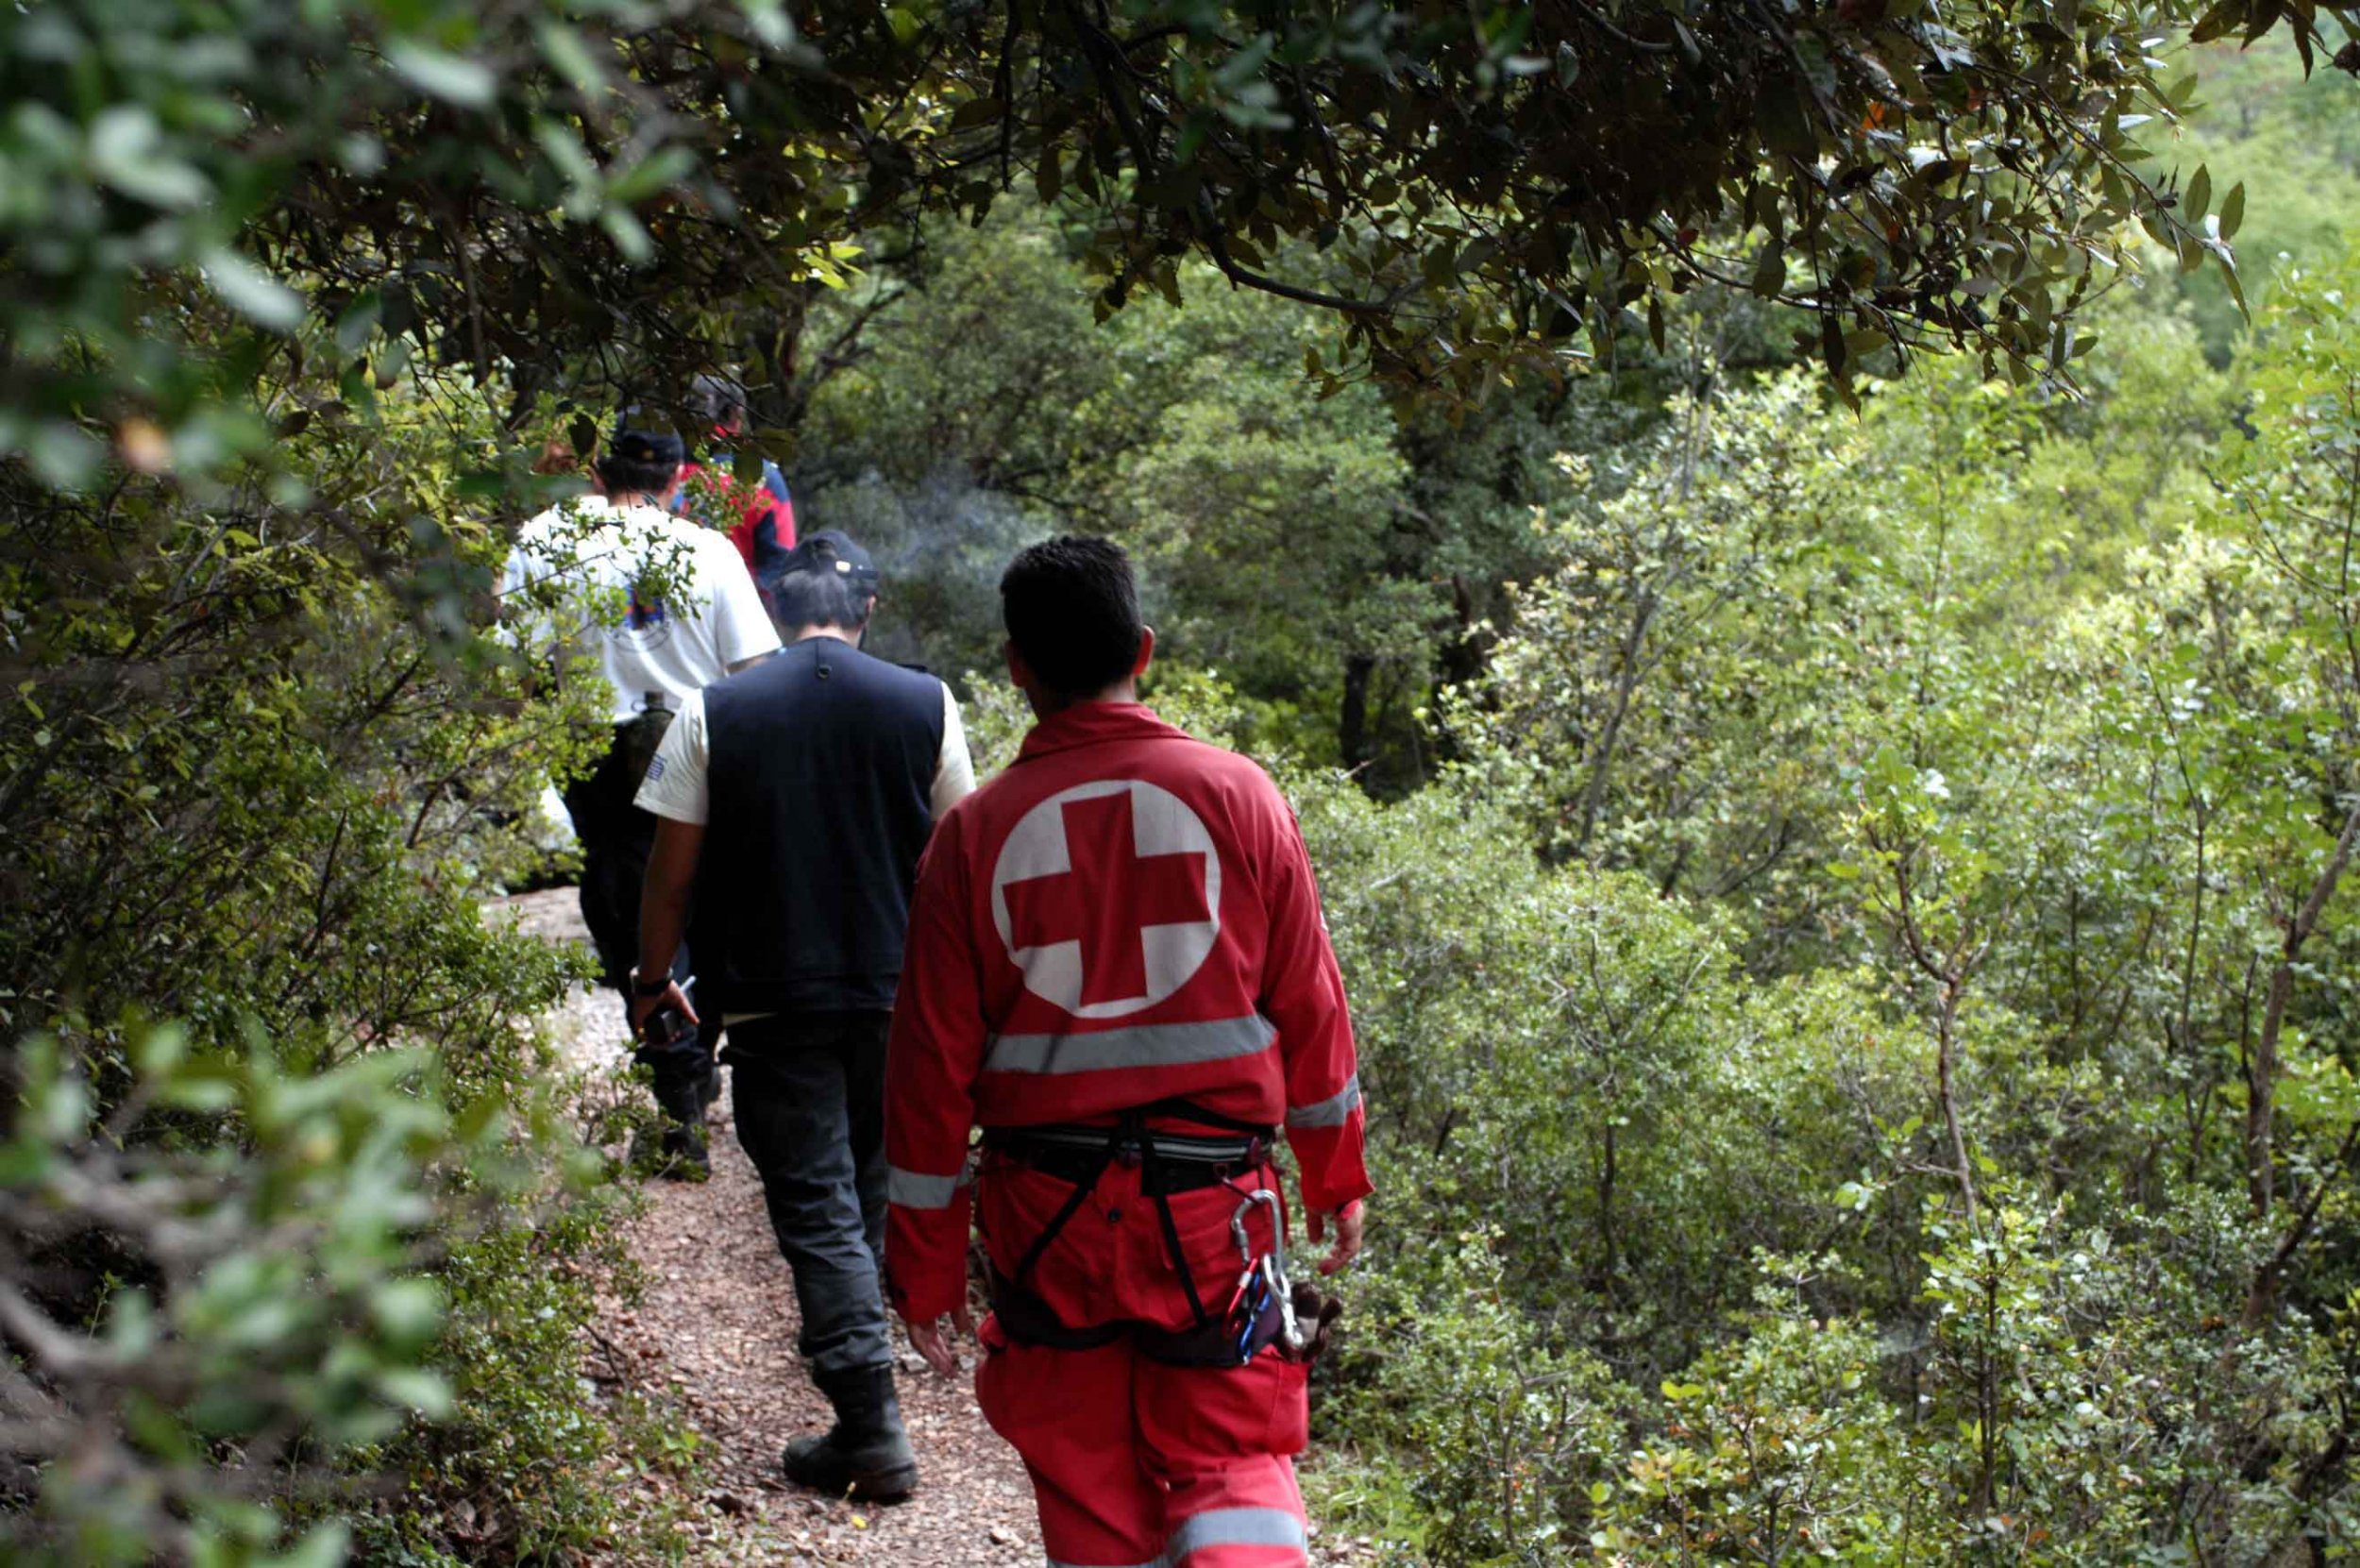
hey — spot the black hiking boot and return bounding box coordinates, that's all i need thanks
[656,1111,709,1179]
[629,1073,710,1181]
[782,1365,919,1501]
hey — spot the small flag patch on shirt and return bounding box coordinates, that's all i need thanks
[646,755,666,781]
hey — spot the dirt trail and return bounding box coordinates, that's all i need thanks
[496,887,1043,1567]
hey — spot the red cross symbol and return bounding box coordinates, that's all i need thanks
[1003,790,1211,1008]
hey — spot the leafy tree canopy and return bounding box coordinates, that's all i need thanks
[868,0,2351,401]
[7,0,2359,487]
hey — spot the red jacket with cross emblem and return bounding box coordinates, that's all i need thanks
[883,700,1372,1324]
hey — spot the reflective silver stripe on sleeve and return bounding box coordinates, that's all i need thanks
[886,1165,963,1210]
[1285,1071,1361,1129]
[1162,1506,1307,1564]
[983,1014,1276,1077]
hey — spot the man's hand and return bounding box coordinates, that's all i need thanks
[628,977,697,1038]
[1306,1199,1365,1276]
[903,1307,974,1376]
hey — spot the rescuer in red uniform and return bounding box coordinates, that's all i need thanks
[885,536,1371,1568]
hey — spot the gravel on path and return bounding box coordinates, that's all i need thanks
[485,887,1369,1568]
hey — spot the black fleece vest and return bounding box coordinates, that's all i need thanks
[694,636,946,1014]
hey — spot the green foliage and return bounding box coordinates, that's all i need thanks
[0,24,710,1557]
[2134,42,2360,361]
[1305,756,1922,1370]
[1326,1230,1629,1567]
[1,1032,479,1568]
[1598,1290,1915,1567]
[8,0,2322,484]
[1441,368,1852,884]
[9,4,2360,1564]
[346,1176,698,1568]
[1114,261,1413,762]
[0,0,825,486]
[1291,237,2360,1566]
[800,206,1432,773]
[805,0,2309,396]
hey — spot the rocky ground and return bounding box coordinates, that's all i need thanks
[489,887,1374,1567]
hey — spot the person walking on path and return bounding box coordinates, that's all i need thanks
[675,373,800,616]
[502,426,780,1175]
[883,536,1371,1568]
[631,530,976,1501]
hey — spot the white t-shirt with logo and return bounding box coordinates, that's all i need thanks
[502,497,780,721]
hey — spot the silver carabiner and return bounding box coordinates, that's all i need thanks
[1228,1189,1305,1354]
[1230,1188,1285,1270]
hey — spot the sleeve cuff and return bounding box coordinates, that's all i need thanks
[1290,1119,1374,1215]
[634,793,706,825]
[885,1193,973,1323]
[1302,1171,1375,1217]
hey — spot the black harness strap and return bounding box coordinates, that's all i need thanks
[1010,1115,1128,1289]
[1139,1098,1272,1327]
[987,1270,1126,1350]
[1141,1137,1211,1328]
[1004,1100,1273,1290]
[992,1098,1281,1357]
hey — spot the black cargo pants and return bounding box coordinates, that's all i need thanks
[723,1012,894,1381]
[560,725,720,1105]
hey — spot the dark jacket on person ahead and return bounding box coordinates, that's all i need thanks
[692,637,957,1016]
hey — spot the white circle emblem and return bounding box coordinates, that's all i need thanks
[989,780,1222,1020]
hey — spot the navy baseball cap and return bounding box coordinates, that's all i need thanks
[781,530,879,591]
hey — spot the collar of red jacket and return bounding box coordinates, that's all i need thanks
[1015,700,1191,763]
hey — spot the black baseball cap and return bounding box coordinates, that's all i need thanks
[609,427,685,467]
[781,530,879,591]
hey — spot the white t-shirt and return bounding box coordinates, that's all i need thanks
[634,679,976,828]
[502,497,780,722]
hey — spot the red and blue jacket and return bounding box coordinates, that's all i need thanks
[678,446,797,615]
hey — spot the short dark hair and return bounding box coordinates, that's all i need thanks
[597,427,683,497]
[594,452,679,496]
[771,567,871,632]
[1000,535,1141,699]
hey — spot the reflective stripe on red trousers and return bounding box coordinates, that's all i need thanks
[972,1159,1310,1568]
[978,1333,1308,1567]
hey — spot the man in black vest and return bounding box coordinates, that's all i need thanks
[630,531,974,1500]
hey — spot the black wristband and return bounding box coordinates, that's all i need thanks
[630,970,673,999]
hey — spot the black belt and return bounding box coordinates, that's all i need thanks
[986,1125,1271,1195]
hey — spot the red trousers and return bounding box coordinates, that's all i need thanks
[973,1155,1310,1568]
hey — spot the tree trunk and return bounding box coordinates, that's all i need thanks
[1597,1120,1619,1297]
[1438,573,1489,689]
[2246,960,2295,1218]
[1575,590,1657,853]
[2245,799,2360,1223]
[2239,798,2360,1325]
[2244,1117,2360,1327]
[1425,575,1492,769]
[1936,975,1980,1235]
[1340,651,1376,775]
